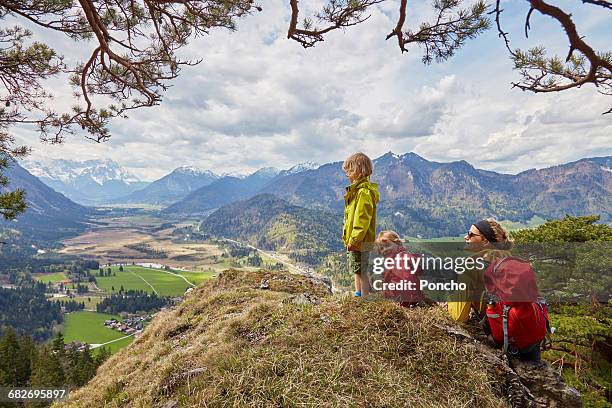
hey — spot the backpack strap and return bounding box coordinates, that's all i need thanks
[536,297,555,350]
[479,292,492,336]
[474,290,487,320]
[502,305,512,354]
[492,257,507,277]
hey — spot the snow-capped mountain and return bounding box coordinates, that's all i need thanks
[163,166,284,214]
[278,162,320,176]
[22,158,149,205]
[174,166,217,178]
[249,167,281,179]
[113,166,219,205]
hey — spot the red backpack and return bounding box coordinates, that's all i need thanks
[484,257,551,354]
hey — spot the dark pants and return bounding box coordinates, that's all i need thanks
[516,342,541,362]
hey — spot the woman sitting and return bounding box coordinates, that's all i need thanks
[460,218,548,362]
[447,218,512,322]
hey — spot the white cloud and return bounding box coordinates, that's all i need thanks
[415,79,612,173]
[12,0,611,181]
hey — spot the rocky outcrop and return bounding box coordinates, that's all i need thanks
[513,360,582,407]
[439,323,582,408]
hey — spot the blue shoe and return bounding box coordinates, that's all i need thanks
[354,291,361,297]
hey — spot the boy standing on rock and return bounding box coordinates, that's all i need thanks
[342,152,380,297]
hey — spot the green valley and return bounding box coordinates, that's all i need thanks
[63,311,132,355]
[94,265,209,297]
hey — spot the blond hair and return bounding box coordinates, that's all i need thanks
[343,152,373,180]
[376,230,402,245]
[486,218,513,249]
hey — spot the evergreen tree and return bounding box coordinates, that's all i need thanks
[511,215,611,300]
[96,290,168,314]
[65,346,81,386]
[72,346,96,387]
[0,156,27,220]
[512,215,612,404]
[30,346,65,388]
[0,365,8,387]
[52,332,66,358]
[512,215,612,243]
[0,327,23,386]
[0,331,35,389]
[0,286,62,341]
[18,335,38,385]
[94,347,111,367]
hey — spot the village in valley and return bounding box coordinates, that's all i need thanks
[104,315,148,336]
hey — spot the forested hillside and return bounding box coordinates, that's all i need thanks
[200,194,342,264]
[0,163,91,240]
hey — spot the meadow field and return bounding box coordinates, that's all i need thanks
[41,215,289,356]
[94,265,215,296]
[63,311,133,354]
[176,270,217,285]
[33,272,67,283]
[53,295,104,310]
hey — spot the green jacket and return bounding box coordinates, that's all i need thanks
[343,178,380,249]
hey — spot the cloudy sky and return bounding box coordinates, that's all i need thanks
[13,0,612,181]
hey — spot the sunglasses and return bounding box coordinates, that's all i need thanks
[466,231,481,239]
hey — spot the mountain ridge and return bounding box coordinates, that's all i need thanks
[163,168,282,215]
[0,162,91,240]
[112,166,219,205]
[168,152,611,237]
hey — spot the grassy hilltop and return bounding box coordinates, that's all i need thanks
[56,269,507,408]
